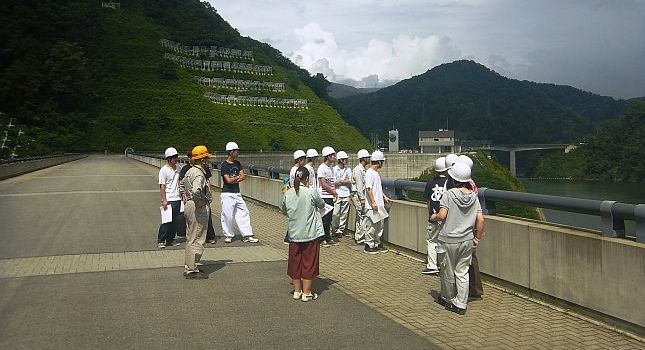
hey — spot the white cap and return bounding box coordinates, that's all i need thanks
[371,150,386,161]
[458,154,474,169]
[445,154,459,169]
[293,150,306,160]
[448,162,472,182]
[434,157,447,172]
[306,149,319,158]
[357,149,370,159]
[164,147,178,158]
[225,141,239,151]
[321,146,336,157]
[337,151,348,159]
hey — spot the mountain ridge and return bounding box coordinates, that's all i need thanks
[334,60,627,148]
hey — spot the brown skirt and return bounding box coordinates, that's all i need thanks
[287,241,320,279]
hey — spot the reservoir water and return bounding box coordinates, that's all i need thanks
[519,179,645,234]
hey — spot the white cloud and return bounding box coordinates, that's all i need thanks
[290,23,460,87]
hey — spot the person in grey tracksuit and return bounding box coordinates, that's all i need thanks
[431,162,485,315]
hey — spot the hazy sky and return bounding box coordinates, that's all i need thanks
[209,0,645,99]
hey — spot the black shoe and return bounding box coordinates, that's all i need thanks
[376,244,389,253]
[445,303,466,315]
[363,244,378,255]
[331,238,340,245]
[435,296,448,307]
[185,271,208,279]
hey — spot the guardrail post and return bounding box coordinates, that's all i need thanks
[478,188,496,215]
[599,200,625,238]
[635,204,645,243]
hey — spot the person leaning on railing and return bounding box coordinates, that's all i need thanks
[430,162,485,315]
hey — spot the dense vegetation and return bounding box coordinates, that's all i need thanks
[526,101,645,183]
[410,152,541,220]
[0,0,369,157]
[335,60,627,148]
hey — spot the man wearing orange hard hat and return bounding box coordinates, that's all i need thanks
[182,145,213,279]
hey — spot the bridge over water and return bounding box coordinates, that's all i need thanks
[0,155,642,349]
[464,144,576,176]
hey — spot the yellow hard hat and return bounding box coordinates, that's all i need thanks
[191,145,211,160]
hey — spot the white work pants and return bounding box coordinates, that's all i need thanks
[363,214,384,249]
[350,195,365,243]
[439,240,473,309]
[331,197,350,235]
[220,192,253,237]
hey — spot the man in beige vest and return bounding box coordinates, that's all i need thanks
[182,145,212,279]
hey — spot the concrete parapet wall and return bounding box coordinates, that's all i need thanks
[222,153,441,179]
[0,155,87,180]
[128,153,644,328]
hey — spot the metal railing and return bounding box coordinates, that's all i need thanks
[131,153,645,243]
[0,154,83,165]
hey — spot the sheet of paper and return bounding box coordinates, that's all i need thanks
[180,201,184,213]
[319,203,334,217]
[367,206,390,223]
[160,206,172,224]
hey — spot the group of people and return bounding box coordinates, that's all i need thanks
[281,147,391,301]
[157,143,486,312]
[423,153,485,315]
[156,142,259,280]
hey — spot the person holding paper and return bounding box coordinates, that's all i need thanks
[351,149,370,245]
[363,150,390,255]
[331,151,352,238]
[157,147,182,249]
[182,145,213,279]
[317,146,338,247]
[281,166,325,302]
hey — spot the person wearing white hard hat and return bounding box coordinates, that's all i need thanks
[220,141,259,243]
[305,149,319,190]
[430,162,485,315]
[290,150,307,187]
[331,151,352,238]
[157,147,182,249]
[363,150,391,254]
[317,146,339,247]
[456,153,483,299]
[421,156,449,275]
[351,149,371,245]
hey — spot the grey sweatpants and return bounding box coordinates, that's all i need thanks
[426,221,443,270]
[439,240,473,309]
[363,213,384,249]
[184,200,208,272]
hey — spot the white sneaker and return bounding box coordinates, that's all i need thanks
[301,292,318,302]
[224,237,232,243]
[242,236,259,243]
[293,291,303,300]
[157,242,166,249]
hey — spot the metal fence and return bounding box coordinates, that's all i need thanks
[134,153,645,243]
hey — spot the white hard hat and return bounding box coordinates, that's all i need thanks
[164,147,178,158]
[445,153,459,169]
[448,162,472,183]
[306,149,319,158]
[293,149,306,160]
[371,150,386,161]
[337,151,348,159]
[321,146,336,157]
[458,154,474,169]
[225,141,239,151]
[357,149,370,159]
[434,157,447,172]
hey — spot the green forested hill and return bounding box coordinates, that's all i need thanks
[0,0,369,155]
[335,60,627,147]
[526,101,645,183]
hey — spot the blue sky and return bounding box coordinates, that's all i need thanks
[209,0,645,99]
